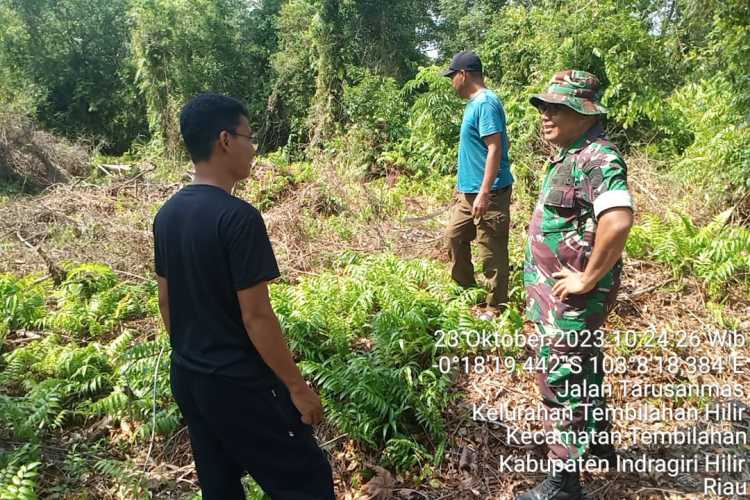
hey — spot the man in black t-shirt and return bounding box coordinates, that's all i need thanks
[153,93,334,499]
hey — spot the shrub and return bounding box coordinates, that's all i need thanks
[0,274,49,345]
[626,211,750,299]
[90,333,180,440]
[479,1,679,139]
[43,263,157,338]
[343,68,409,143]
[271,253,523,470]
[130,0,281,154]
[0,254,524,475]
[0,444,40,500]
[0,335,112,437]
[0,0,147,153]
[666,77,750,204]
[336,68,411,178]
[388,66,463,178]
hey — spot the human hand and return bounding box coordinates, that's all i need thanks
[472,191,490,218]
[289,383,323,425]
[551,268,595,301]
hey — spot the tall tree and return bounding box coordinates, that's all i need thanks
[431,0,507,58]
[130,0,282,155]
[346,0,435,82]
[309,0,346,148]
[260,0,317,153]
[0,0,147,152]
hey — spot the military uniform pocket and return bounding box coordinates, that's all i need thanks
[541,186,578,233]
[544,185,575,208]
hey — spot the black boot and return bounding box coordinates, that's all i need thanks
[515,469,584,500]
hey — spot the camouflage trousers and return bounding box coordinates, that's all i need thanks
[533,322,610,460]
[445,186,511,307]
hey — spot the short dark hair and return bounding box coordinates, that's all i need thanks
[179,93,249,163]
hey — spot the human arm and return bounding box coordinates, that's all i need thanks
[472,133,503,217]
[551,207,633,300]
[156,275,171,335]
[237,282,323,425]
[226,205,321,425]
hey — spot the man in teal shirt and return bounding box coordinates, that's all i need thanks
[443,50,513,316]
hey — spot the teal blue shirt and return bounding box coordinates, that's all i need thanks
[457,89,513,193]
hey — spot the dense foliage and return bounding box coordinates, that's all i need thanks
[626,210,750,299]
[0,256,523,494]
[1,0,748,496]
[0,0,746,195]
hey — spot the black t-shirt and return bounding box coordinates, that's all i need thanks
[153,184,280,382]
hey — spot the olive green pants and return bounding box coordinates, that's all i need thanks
[445,187,511,307]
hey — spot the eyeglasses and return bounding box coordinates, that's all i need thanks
[536,102,566,116]
[228,130,257,147]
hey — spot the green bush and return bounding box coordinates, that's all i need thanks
[90,332,181,440]
[626,211,750,299]
[271,253,522,470]
[130,0,281,153]
[343,68,409,142]
[0,328,178,443]
[43,263,157,338]
[0,0,147,153]
[0,334,112,437]
[0,265,172,445]
[386,66,463,178]
[666,77,750,204]
[0,274,49,345]
[479,1,679,139]
[334,68,412,178]
[0,444,40,500]
[261,0,317,154]
[0,252,525,476]
[672,0,750,115]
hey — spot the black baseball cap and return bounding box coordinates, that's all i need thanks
[441,50,483,77]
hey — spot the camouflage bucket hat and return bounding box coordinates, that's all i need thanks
[530,70,608,115]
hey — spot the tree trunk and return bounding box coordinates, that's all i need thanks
[309,0,345,148]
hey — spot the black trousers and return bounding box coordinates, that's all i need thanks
[170,363,335,499]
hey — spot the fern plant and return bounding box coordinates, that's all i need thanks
[272,253,523,471]
[0,444,40,500]
[0,461,40,500]
[0,274,49,348]
[626,210,750,298]
[89,333,181,440]
[0,335,114,437]
[93,459,149,499]
[43,263,157,338]
[0,253,526,477]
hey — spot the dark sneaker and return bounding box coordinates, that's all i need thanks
[515,470,584,500]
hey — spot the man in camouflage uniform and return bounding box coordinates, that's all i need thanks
[517,71,634,500]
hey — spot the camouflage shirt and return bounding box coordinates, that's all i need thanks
[524,123,633,331]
